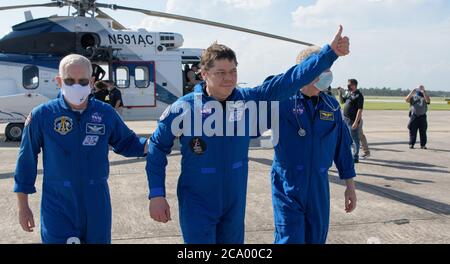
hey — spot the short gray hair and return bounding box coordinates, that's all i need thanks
[296,46,321,64]
[59,54,93,78]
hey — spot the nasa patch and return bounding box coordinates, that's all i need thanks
[86,123,105,135]
[189,137,207,155]
[91,112,103,123]
[82,135,99,146]
[54,116,73,135]
[292,106,304,115]
[201,106,213,117]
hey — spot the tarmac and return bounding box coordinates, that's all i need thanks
[0,110,449,244]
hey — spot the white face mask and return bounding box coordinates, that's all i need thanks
[314,71,333,91]
[61,83,91,106]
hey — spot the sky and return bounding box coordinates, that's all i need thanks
[0,0,449,91]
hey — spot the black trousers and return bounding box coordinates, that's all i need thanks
[408,114,427,147]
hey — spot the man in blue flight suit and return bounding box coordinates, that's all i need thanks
[14,54,148,244]
[269,46,357,244]
[146,26,350,244]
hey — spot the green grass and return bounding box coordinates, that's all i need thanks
[364,96,449,101]
[363,102,450,110]
[334,96,450,110]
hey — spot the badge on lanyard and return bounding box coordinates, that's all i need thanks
[298,128,306,137]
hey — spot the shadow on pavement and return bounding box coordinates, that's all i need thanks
[249,157,450,215]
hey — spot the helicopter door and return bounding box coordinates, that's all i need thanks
[112,61,156,108]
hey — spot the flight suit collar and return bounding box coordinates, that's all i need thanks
[193,82,237,102]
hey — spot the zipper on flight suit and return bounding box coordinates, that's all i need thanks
[75,110,88,236]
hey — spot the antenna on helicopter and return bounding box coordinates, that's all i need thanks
[24,11,33,21]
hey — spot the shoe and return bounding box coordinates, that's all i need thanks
[409,145,414,149]
[421,146,427,149]
[354,158,359,163]
[360,152,371,159]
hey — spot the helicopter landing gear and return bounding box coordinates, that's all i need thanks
[5,123,24,141]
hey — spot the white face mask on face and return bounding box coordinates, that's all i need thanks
[314,71,333,91]
[61,83,91,106]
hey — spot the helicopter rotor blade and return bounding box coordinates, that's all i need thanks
[95,8,127,30]
[96,3,314,46]
[0,2,63,11]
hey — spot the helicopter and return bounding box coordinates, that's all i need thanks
[0,0,313,141]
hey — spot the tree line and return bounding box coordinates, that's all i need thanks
[332,87,450,97]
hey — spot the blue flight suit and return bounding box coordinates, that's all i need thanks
[271,92,356,244]
[14,97,147,244]
[146,45,338,244]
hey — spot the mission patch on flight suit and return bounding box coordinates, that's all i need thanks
[54,116,73,135]
[319,110,334,121]
[189,137,206,155]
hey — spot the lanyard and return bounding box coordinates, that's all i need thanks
[293,92,318,137]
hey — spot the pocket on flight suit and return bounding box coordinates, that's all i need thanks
[271,166,305,203]
[41,180,81,238]
[84,180,112,242]
[271,166,306,227]
[230,158,249,183]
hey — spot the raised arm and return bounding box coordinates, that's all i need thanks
[405,88,416,103]
[242,26,350,102]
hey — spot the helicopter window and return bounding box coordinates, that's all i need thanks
[161,36,173,41]
[23,66,39,90]
[135,67,149,88]
[115,67,129,88]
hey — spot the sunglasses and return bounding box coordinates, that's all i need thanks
[63,78,90,86]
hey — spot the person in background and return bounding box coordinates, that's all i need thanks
[93,81,109,103]
[105,80,123,115]
[359,121,371,159]
[326,86,333,96]
[186,64,202,86]
[405,85,430,149]
[338,79,366,163]
[92,63,106,82]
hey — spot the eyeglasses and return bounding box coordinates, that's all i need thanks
[209,69,237,79]
[63,78,90,86]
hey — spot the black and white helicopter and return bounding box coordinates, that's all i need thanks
[0,0,312,141]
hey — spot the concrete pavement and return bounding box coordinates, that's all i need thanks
[0,110,449,244]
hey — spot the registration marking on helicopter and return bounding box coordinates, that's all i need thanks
[108,34,154,46]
